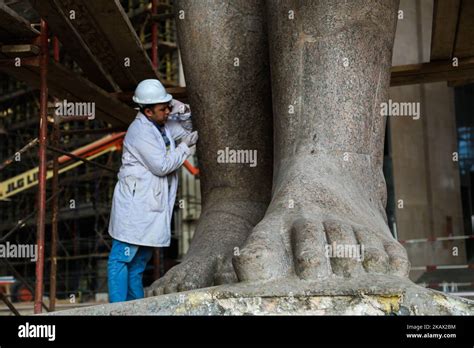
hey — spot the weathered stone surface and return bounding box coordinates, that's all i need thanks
[123,0,460,318]
[231,0,412,286]
[50,275,474,315]
[148,0,412,297]
[147,0,274,295]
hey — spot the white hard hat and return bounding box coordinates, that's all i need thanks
[132,79,172,105]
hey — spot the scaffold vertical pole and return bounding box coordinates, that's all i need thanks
[49,35,60,312]
[151,0,158,69]
[34,19,49,314]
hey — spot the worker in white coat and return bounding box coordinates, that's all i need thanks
[108,79,198,303]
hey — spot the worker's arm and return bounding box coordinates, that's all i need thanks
[129,130,191,177]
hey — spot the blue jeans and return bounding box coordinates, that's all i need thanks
[108,239,154,303]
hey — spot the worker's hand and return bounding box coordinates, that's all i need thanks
[182,131,198,147]
[188,145,196,157]
[170,99,190,115]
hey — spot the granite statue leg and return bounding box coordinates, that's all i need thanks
[233,0,411,282]
[146,0,273,295]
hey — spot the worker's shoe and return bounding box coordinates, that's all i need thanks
[233,153,410,282]
[146,200,268,296]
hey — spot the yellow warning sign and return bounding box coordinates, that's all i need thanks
[0,146,118,200]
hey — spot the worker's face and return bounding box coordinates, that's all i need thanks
[145,103,171,125]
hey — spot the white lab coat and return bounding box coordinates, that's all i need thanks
[108,112,191,247]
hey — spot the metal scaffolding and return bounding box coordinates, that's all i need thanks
[0,0,200,315]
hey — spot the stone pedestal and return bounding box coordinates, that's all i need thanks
[48,275,474,315]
